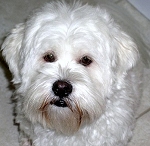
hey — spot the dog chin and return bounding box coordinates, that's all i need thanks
[40,103,87,134]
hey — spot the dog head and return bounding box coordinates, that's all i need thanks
[2,1,138,134]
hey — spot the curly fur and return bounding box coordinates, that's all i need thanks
[1,1,143,146]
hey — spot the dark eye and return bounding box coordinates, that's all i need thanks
[43,53,56,62]
[79,56,92,66]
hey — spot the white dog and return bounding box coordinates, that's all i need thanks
[2,1,143,146]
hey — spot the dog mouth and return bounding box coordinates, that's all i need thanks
[39,96,85,134]
[49,97,71,108]
[53,99,68,107]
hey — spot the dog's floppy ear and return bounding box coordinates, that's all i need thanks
[113,30,139,74]
[1,23,25,84]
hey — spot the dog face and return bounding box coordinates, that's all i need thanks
[2,1,138,134]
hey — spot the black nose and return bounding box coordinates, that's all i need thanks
[52,80,72,98]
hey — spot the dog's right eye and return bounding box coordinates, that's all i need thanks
[43,53,56,62]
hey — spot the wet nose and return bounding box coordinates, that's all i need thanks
[52,80,73,98]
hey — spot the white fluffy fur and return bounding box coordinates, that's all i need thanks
[2,1,143,146]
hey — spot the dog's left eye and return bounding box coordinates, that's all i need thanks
[43,53,56,62]
[79,56,92,66]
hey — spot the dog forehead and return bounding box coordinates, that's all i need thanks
[25,25,100,59]
[22,2,114,63]
[24,2,109,49]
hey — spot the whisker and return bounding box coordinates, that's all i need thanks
[39,95,51,112]
[65,98,74,112]
[49,97,58,105]
[74,100,84,126]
